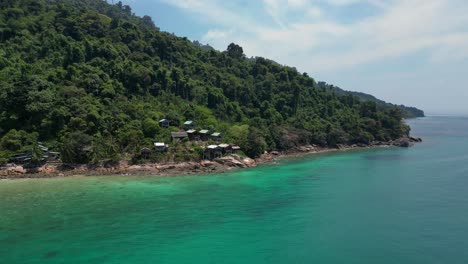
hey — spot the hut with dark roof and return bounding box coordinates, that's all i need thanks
[171,132,188,142]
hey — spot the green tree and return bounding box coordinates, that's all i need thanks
[60,131,93,164]
[242,127,267,158]
[226,43,244,59]
[30,142,45,165]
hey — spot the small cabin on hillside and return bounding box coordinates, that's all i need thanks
[141,147,152,158]
[231,145,241,153]
[186,129,199,140]
[9,154,32,164]
[171,132,188,142]
[204,145,222,160]
[9,144,61,164]
[159,119,170,128]
[199,130,213,141]
[154,142,168,152]
[219,144,232,154]
[184,120,195,130]
[211,132,222,142]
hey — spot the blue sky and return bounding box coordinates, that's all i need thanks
[117,0,468,115]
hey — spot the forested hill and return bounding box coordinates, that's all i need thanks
[317,82,425,118]
[0,0,421,163]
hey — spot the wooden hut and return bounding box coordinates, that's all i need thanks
[183,120,195,130]
[211,132,222,142]
[231,145,241,153]
[186,129,199,141]
[199,129,212,141]
[159,119,170,128]
[218,144,232,154]
[204,145,222,160]
[171,132,188,142]
[154,142,168,152]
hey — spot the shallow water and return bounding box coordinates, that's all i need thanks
[1,117,468,263]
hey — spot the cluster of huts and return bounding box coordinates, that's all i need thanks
[203,144,241,160]
[152,119,241,160]
[9,144,60,164]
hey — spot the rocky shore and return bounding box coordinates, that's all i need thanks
[0,137,422,180]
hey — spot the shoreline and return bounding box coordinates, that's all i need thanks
[0,139,417,180]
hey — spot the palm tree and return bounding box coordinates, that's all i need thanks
[31,142,45,166]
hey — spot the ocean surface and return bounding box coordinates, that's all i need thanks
[1,117,468,264]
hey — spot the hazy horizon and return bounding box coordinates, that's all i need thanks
[115,0,468,115]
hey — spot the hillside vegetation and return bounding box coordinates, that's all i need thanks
[0,0,422,164]
[317,82,425,118]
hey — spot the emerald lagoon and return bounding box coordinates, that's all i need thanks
[1,117,468,263]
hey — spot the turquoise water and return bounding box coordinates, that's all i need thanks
[1,117,468,263]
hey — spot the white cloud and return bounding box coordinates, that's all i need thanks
[287,0,307,8]
[201,29,237,49]
[325,0,362,5]
[202,29,232,40]
[160,0,468,73]
[306,7,322,18]
[324,0,387,7]
[262,0,286,27]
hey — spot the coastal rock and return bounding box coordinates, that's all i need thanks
[409,137,423,142]
[201,160,215,167]
[215,156,246,168]
[214,155,257,168]
[297,146,310,152]
[393,138,414,148]
[38,165,58,174]
[242,158,256,167]
[7,166,26,175]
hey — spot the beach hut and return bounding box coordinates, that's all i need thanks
[218,144,232,154]
[154,142,168,152]
[159,119,170,128]
[204,145,222,160]
[184,120,195,130]
[231,145,241,153]
[9,154,31,164]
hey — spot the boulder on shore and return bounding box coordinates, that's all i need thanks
[215,156,257,168]
[242,157,256,167]
[393,138,414,148]
[6,165,26,175]
[215,156,246,168]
